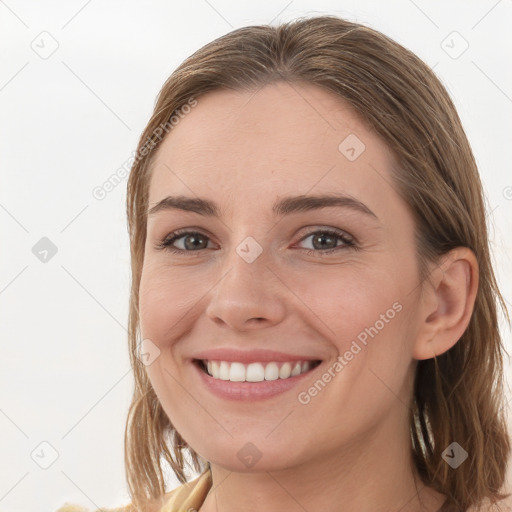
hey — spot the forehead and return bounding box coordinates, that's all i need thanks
[147,82,400,217]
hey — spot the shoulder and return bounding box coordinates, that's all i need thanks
[55,470,212,512]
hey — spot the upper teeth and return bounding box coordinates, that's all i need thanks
[204,360,314,382]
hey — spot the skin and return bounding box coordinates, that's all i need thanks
[138,82,478,512]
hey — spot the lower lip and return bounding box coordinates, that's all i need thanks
[193,361,320,401]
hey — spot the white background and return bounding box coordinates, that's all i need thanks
[1,1,511,511]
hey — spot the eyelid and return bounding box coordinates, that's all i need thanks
[155,225,357,255]
[295,225,355,244]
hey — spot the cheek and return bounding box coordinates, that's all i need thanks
[138,264,199,342]
[287,264,407,346]
[137,263,206,397]
[290,264,415,404]
[137,266,199,425]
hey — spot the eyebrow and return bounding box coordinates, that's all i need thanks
[148,194,378,220]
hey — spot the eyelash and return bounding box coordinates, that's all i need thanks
[154,228,357,257]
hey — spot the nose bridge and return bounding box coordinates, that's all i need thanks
[221,209,272,269]
[219,232,270,298]
[205,231,286,328]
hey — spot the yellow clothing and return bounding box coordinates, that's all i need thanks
[159,469,212,511]
[56,469,212,512]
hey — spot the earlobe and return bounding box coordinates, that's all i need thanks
[413,247,479,361]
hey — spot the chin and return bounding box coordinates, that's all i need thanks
[191,437,306,474]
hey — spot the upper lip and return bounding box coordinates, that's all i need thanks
[191,348,322,364]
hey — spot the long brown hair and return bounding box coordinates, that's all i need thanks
[125,15,511,511]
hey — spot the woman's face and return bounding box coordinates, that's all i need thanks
[139,82,426,471]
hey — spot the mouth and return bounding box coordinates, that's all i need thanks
[193,358,322,382]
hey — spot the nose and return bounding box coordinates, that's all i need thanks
[205,243,287,331]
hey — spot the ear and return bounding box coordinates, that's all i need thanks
[412,247,479,361]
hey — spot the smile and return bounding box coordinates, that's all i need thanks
[196,359,321,382]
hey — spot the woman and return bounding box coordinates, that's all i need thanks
[59,14,511,512]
